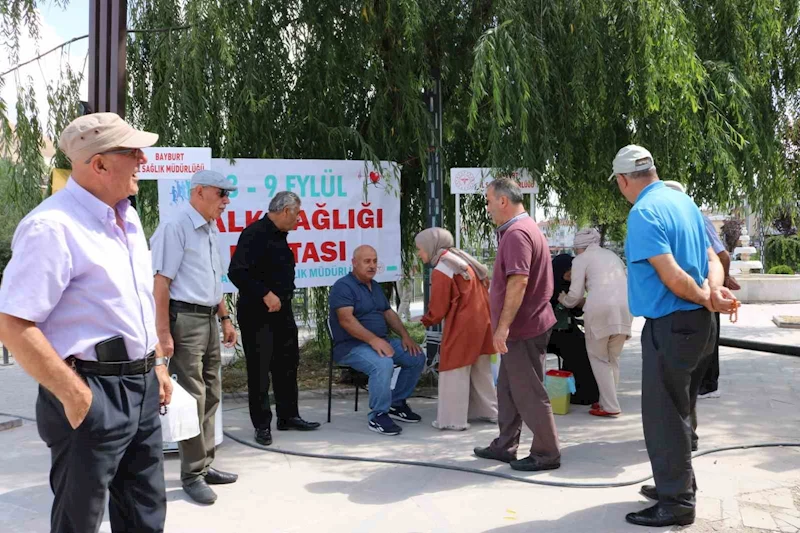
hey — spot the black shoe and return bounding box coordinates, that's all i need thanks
[368,413,402,436]
[255,428,273,446]
[510,455,561,472]
[277,417,321,431]
[389,401,422,423]
[473,446,516,464]
[205,467,238,485]
[640,485,658,500]
[182,478,217,505]
[625,504,695,527]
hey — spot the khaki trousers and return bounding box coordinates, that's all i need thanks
[436,354,498,429]
[169,307,222,483]
[584,334,627,413]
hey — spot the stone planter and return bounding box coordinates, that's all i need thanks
[732,274,800,303]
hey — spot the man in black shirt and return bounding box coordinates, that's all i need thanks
[229,191,320,445]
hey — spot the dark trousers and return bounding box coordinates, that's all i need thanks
[239,303,300,429]
[548,327,599,405]
[642,309,715,514]
[699,312,721,394]
[491,330,561,462]
[36,369,166,533]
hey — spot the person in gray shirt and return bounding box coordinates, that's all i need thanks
[663,181,739,400]
[151,170,239,505]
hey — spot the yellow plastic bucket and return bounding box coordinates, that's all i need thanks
[545,369,575,415]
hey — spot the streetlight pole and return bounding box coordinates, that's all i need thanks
[88,0,128,118]
[423,68,443,366]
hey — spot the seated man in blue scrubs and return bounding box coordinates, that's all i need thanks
[329,245,426,435]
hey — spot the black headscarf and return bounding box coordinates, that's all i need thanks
[551,254,573,305]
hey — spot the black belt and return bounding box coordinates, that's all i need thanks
[69,352,156,376]
[170,300,219,316]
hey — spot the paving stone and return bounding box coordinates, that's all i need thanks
[766,488,797,510]
[775,513,800,529]
[740,506,779,530]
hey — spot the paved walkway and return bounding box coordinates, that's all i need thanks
[0,303,799,532]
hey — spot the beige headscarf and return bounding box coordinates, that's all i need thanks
[573,228,601,249]
[414,227,489,281]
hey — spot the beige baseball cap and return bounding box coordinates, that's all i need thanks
[607,144,655,181]
[58,112,158,163]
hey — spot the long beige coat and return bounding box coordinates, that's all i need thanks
[559,244,632,340]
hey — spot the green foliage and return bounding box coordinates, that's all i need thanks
[765,236,800,272]
[768,264,794,275]
[0,0,798,335]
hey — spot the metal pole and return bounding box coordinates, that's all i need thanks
[455,193,461,249]
[423,68,443,367]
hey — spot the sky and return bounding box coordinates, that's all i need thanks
[1,0,89,127]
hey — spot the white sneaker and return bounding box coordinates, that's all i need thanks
[698,390,720,399]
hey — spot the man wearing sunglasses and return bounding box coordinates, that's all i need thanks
[0,112,171,532]
[150,170,239,505]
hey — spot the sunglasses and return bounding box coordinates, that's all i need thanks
[202,186,230,198]
[84,147,143,164]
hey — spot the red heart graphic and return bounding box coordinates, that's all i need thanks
[369,171,380,183]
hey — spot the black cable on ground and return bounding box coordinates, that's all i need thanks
[719,337,800,357]
[0,411,36,422]
[222,430,800,489]
[4,409,799,488]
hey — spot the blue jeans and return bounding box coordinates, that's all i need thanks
[337,337,425,421]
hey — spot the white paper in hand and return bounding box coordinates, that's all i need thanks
[160,376,200,443]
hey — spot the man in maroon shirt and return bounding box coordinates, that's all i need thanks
[473,177,561,471]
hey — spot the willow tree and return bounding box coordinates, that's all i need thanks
[0,0,798,328]
[470,0,800,229]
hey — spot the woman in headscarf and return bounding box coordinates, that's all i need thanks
[558,228,632,417]
[548,254,600,406]
[415,228,498,430]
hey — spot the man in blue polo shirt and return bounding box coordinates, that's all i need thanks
[610,145,737,528]
[329,245,425,435]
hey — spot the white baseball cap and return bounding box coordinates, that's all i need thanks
[608,144,655,181]
[662,180,686,194]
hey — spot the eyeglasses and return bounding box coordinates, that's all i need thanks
[84,148,143,164]
[217,188,231,198]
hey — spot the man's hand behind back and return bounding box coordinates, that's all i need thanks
[263,291,281,312]
[711,286,738,314]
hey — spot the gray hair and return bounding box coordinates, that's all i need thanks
[623,167,658,180]
[487,177,524,205]
[269,191,301,213]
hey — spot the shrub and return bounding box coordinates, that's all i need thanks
[765,236,800,272]
[768,265,795,275]
[0,238,11,283]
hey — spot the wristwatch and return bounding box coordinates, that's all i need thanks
[155,356,170,368]
[219,315,232,322]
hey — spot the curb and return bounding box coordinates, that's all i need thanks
[0,415,23,432]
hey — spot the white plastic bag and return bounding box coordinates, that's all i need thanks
[160,376,200,443]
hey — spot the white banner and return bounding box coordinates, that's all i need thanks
[138,147,211,180]
[450,168,538,194]
[157,158,402,292]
